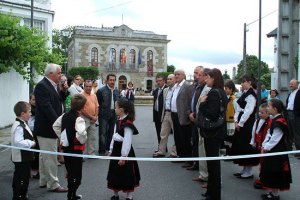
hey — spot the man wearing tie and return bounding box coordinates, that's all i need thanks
[286,79,300,154]
[153,75,167,150]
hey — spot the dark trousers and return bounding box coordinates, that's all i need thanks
[204,137,221,200]
[192,125,199,157]
[154,110,162,145]
[64,152,83,200]
[12,161,31,200]
[171,112,192,158]
[98,112,116,153]
[287,111,300,150]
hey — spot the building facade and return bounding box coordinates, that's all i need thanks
[0,0,54,128]
[68,24,170,91]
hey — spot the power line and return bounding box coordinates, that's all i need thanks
[90,0,135,14]
[247,9,277,26]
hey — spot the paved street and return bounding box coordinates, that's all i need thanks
[0,106,300,200]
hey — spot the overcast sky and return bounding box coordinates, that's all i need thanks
[51,0,278,78]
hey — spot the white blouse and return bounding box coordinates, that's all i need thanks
[234,91,256,127]
[109,115,133,157]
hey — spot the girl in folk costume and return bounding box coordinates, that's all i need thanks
[249,103,272,189]
[53,94,88,200]
[107,99,140,200]
[231,74,260,178]
[260,99,292,200]
[224,80,237,156]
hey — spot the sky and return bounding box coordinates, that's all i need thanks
[51,0,278,78]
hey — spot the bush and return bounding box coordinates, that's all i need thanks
[68,66,98,81]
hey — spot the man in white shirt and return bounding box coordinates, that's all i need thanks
[286,79,300,153]
[170,69,193,166]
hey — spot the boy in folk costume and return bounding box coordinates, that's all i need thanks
[260,99,292,200]
[249,103,272,189]
[53,94,88,200]
[11,101,36,200]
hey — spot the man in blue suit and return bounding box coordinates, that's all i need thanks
[34,63,68,192]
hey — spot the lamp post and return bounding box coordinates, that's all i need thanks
[61,29,69,75]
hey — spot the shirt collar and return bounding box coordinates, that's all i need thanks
[45,76,57,88]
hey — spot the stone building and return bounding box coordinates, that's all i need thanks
[68,24,170,91]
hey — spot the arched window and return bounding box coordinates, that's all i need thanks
[120,49,126,69]
[147,50,153,77]
[109,48,116,70]
[91,47,98,67]
[129,49,136,69]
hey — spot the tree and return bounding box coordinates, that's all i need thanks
[236,54,271,88]
[222,70,230,80]
[0,12,63,83]
[68,66,98,81]
[167,65,175,72]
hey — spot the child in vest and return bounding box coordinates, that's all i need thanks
[107,99,140,200]
[11,101,36,200]
[53,94,87,200]
[249,103,272,189]
[260,99,292,200]
[224,80,237,156]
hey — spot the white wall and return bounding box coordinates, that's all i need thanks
[0,70,29,128]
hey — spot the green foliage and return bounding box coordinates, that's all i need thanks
[167,65,175,72]
[0,12,62,83]
[222,71,230,80]
[294,55,298,80]
[156,72,171,80]
[236,54,270,88]
[52,26,73,65]
[68,66,98,81]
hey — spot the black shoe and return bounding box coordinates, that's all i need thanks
[32,173,40,179]
[237,174,254,179]
[153,153,165,158]
[111,195,119,200]
[261,192,280,200]
[186,164,199,171]
[233,173,242,177]
[125,198,133,200]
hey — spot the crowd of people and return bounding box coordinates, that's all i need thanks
[9,62,300,200]
[151,66,298,200]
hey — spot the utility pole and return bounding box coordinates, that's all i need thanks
[257,0,262,117]
[243,23,247,74]
[29,0,34,95]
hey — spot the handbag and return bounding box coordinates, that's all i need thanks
[198,89,225,137]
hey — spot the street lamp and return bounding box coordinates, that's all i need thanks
[61,29,69,75]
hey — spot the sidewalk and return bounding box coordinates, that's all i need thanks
[0,126,11,146]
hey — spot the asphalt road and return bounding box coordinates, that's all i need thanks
[0,106,300,200]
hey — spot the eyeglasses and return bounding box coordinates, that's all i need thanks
[75,78,81,80]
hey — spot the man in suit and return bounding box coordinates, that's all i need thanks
[96,74,120,155]
[34,63,68,192]
[153,75,167,149]
[187,66,203,170]
[153,74,177,157]
[171,69,193,166]
[286,79,300,153]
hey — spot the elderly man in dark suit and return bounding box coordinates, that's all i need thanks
[34,63,68,192]
[96,74,120,155]
[286,79,300,154]
[152,75,168,150]
[170,69,193,166]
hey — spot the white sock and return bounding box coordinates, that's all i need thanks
[242,166,253,177]
[126,192,133,199]
[114,191,119,197]
[240,167,246,174]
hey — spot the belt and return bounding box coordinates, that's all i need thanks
[165,109,171,112]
